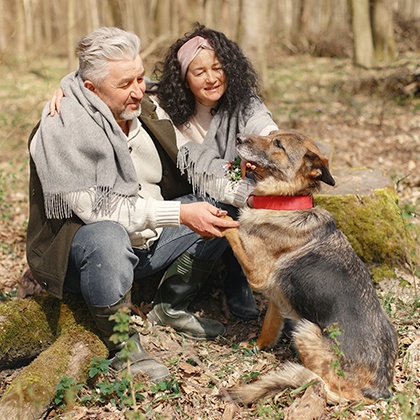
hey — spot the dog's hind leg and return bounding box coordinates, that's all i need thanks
[256,300,285,350]
[292,320,364,402]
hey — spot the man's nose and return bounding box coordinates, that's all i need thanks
[131,80,145,99]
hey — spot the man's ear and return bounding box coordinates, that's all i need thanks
[84,80,96,93]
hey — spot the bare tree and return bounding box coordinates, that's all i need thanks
[351,0,376,68]
[67,0,76,71]
[87,0,101,31]
[156,0,172,37]
[351,0,398,68]
[0,0,7,53]
[239,0,269,86]
[15,0,26,56]
[371,0,398,64]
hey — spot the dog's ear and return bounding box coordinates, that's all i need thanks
[305,150,336,186]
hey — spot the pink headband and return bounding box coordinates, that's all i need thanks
[177,36,213,80]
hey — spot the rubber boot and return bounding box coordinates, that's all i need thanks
[223,247,259,320]
[87,290,170,382]
[148,252,226,340]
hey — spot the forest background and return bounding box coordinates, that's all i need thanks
[0,0,419,419]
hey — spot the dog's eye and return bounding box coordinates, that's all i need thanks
[273,139,285,150]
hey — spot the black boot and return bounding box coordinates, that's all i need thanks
[223,247,259,320]
[87,290,170,382]
[147,252,226,340]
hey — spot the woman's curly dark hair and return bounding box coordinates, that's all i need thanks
[152,23,260,127]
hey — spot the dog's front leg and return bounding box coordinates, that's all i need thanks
[221,223,254,280]
[256,300,285,350]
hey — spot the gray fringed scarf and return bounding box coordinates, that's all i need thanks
[176,97,277,201]
[35,72,138,219]
[176,106,242,201]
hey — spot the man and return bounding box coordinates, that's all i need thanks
[26,27,239,382]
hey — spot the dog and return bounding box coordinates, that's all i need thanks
[222,129,398,404]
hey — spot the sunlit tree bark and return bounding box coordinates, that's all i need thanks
[67,0,76,71]
[156,0,172,37]
[239,0,269,86]
[350,0,376,68]
[15,0,26,56]
[372,0,398,64]
[351,0,398,68]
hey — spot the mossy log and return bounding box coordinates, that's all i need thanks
[0,296,58,368]
[316,168,417,269]
[0,295,107,420]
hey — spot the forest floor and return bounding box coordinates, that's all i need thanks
[0,50,419,419]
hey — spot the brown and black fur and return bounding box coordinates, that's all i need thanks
[222,129,398,404]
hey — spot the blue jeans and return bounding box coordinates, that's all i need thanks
[64,195,228,307]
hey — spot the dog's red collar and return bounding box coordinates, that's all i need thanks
[247,195,314,210]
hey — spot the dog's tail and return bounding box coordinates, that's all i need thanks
[226,362,358,406]
[227,362,324,405]
[227,320,368,405]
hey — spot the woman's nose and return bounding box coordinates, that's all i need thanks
[206,70,218,82]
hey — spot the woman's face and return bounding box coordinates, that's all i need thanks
[185,48,227,108]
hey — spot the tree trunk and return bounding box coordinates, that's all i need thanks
[156,0,172,37]
[15,0,26,56]
[239,0,269,87]
[41,0,53,48]
[67,0,76,72]
[86,0,101,31]
[350,0,376,68]
[0,0,7,55]
[371,0,398,65]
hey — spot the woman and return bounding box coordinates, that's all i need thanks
[150,23,278,320]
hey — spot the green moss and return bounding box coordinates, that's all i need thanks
[6,340,70,399]
[0,293,106,369]
[0,298,56,366]
[315,187,417,268]
[1,321,107,413]
[370,266,397,284]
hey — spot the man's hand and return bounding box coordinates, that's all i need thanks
[180,202,239,238]
[49,88,64,116]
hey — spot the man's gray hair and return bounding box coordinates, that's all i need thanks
[76,27,141,85]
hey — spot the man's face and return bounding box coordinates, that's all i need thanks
[85,54,146,127]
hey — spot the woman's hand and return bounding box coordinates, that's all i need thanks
[49,88,65,116]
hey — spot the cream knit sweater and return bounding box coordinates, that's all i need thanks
[31,117,180,248]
